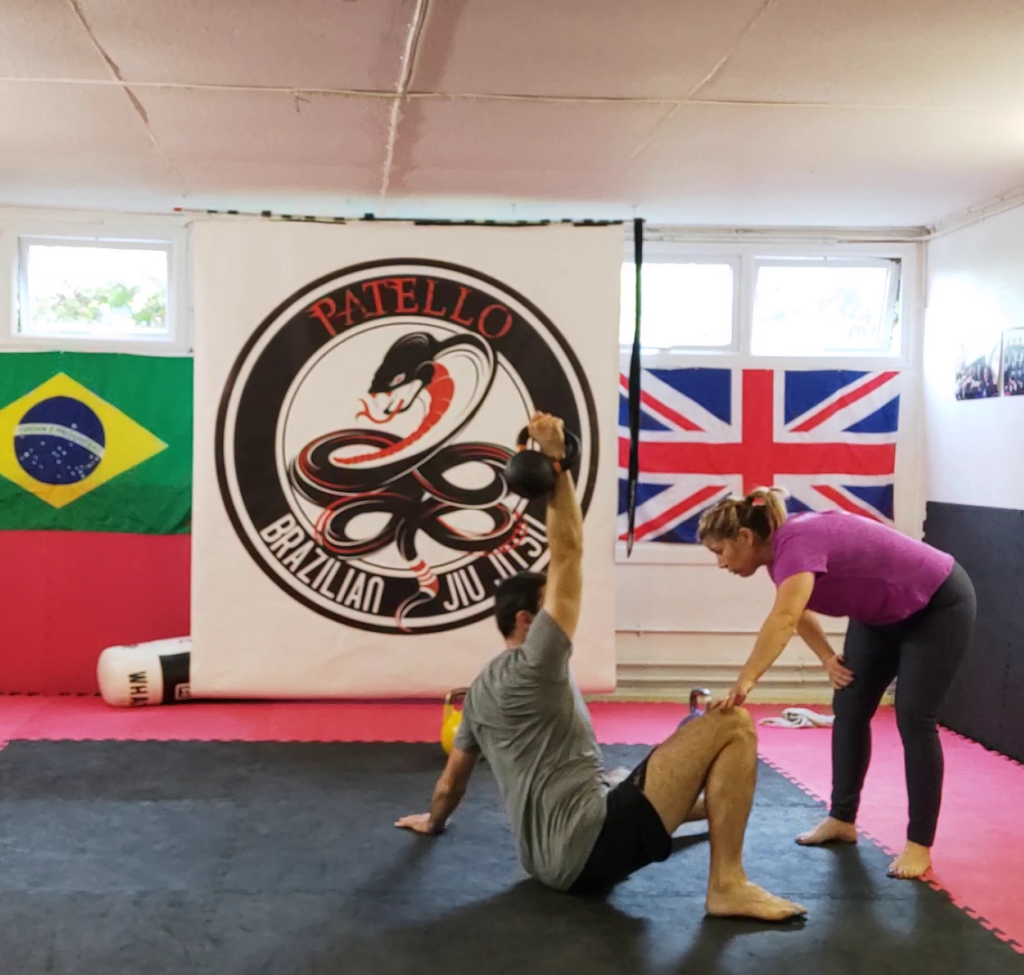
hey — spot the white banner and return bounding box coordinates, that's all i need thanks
[190,220,622,697]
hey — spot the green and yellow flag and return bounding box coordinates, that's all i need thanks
[0,351,192,534]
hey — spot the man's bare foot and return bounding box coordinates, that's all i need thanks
[706,882,808,921]
[887,841,931,879]
[796,817,858,846]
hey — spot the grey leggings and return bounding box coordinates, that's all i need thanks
[830,562,977,847]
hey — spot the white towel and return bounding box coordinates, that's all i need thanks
[759,707,835,729]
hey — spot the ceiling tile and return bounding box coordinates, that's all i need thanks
[135,87,393,200]
[386,97,667,203]
[698,0,1024,107]
[0,82,180,205]
[627,104,1024,225]
[1,0,111,80]
[75,0,415,90]
[410,0,768,99]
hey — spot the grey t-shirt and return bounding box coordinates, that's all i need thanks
[453,609,608,891]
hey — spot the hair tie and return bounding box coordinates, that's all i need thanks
[750,497,767,507]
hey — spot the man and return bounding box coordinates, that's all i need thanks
[396,412,806,920]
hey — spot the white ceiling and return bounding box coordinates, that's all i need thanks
[3,0,1024,227]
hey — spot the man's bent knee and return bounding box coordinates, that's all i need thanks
[698,706,755,741]
[733,706,755,729]
[721,706,755,737]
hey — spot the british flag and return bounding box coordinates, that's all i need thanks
[617,367,901,544]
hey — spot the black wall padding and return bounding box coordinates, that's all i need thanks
[923,501,1024,761]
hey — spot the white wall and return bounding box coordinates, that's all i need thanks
[612,558,832,702]
[923,206,1024,508]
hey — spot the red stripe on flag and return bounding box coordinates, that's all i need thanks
[619,374,703,432]
[619,484,725,542]
[812,484,884,522]
[618,439,896,480]
[0,531,190,694]
[790,371,898,433]
[741,370,776,493]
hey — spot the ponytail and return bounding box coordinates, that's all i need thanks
[697,487,788,544]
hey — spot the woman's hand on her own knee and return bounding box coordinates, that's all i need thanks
[825,654,855,690]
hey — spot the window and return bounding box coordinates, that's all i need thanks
[17,237,175,344]
[620,260,736,351]
[750,258,901,357]
[618,246,907,362]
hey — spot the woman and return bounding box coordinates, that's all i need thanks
[698,489,976,879]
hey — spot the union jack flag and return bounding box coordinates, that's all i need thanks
[617,368,901,544]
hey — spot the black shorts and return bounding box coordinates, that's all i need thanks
[568,754,673,895]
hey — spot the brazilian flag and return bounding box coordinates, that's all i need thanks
[0,351,192,534]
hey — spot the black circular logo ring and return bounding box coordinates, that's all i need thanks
[216,259,599,634]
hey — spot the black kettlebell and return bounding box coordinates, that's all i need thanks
[504,426,582,499]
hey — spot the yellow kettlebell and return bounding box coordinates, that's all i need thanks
[441,687,468,755]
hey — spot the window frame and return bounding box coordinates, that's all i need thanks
[749,254,902,359]
[0,214,191,356]
[621,238,918,372]
[620,243,741,354]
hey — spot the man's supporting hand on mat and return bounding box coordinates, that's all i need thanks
[396,746,478,835]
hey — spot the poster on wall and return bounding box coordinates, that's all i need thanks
[955,328,1002,400]
[1002,327,1024,396]
[190,220,622,698]
[616,366,901,560]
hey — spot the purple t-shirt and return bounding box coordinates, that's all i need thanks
[768,511,954,626]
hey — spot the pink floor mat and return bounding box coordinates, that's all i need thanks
[0,696,691,745]
[753,705,1024,954]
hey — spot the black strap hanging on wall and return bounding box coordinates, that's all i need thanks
[626,217,644,555]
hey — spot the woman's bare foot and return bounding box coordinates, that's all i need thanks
[887,841,931,879]
[796,817,858,846]
[706,881,808,921]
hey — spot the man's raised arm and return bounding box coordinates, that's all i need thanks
[529,413,583,643]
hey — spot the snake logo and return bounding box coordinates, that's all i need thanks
[217,259,599,635]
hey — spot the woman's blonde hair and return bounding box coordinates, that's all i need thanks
[697,487,788,544]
